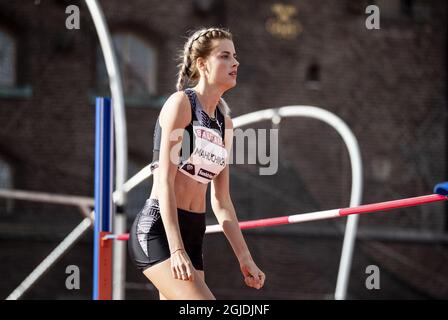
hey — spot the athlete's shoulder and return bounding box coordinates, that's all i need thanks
[224,115,233,129]
[164,90,189,108]
[159,91,190,127]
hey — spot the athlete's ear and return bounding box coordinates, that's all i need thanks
[196,57,206,72]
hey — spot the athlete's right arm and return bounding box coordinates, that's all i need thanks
[157,91,194,281]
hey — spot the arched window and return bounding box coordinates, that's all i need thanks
[97,32,157,97]
[0,156,14,215]
[0,29,17,88]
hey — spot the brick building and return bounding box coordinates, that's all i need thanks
[0,0,447,299]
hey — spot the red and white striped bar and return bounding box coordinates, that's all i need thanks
[103,193,447,240]
[103,233,129,241]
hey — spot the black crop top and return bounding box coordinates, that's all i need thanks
[150,88,227,183]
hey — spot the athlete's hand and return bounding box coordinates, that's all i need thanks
[170,248,194,281]
[240,260,265,289]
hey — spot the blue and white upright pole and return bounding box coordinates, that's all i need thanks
[93,97,114,300]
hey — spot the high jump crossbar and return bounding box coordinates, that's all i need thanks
[104,192,448,240]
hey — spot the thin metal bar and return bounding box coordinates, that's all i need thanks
[0,189,93,207]
[6,217,93,300]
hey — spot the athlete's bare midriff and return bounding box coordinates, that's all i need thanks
[149,169,208,214]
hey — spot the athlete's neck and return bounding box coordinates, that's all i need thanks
[192,83,222,118]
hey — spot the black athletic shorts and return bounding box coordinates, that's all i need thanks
[128,198,206,271]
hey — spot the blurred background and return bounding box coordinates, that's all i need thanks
[0,0,447,299]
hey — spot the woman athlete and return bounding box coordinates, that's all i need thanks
[128,27,265,300]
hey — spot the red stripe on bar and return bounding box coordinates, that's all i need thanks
[339,194,447,216]
[116,234,129,241]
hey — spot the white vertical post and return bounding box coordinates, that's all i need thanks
[85,0,128,300]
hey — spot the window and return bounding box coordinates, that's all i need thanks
[305,63,320,90]
[0,29,16,88]
[0,156,14,215]
[400,0,413,17]
[97,32,157,98]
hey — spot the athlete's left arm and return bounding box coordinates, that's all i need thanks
[211,116,265,289]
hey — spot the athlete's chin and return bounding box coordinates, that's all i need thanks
[223,80,237,90]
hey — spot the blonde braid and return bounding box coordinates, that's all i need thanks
[176,55,191,91]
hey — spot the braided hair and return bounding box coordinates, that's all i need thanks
[176,27,233,116]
